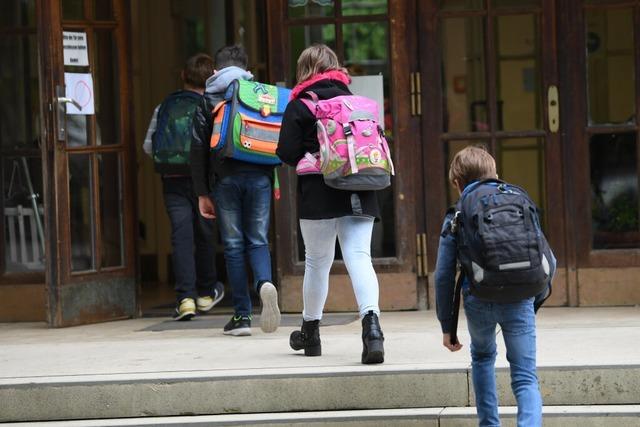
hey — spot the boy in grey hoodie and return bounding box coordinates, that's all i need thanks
[191,45,280,336]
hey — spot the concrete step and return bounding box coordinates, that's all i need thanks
[1,364,639,422]
[2,406,639,427]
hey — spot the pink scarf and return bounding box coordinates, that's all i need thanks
[289,70,351,100]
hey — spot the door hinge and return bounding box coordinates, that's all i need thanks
[416,232,428,277]
[410,72,422,116]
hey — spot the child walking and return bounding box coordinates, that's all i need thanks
[435,146,555,426]
[276,44,385,364]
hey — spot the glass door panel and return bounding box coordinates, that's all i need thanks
[0,0,44,278]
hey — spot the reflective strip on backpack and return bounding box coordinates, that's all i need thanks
[241,124,279,142]
[498,261,532,271]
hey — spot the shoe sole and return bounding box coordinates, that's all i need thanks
[173,311,195,321]
[223,327,252,336]
[197,288,225,312]
[362,339,385,364]
[259,283,281,333]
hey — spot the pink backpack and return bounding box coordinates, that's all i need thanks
[296,91,394,191]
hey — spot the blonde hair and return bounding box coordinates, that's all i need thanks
[448,145,497,189]
[296,44,344,83]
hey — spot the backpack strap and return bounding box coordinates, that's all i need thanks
[449,270,464,346]
[299,91,319,113]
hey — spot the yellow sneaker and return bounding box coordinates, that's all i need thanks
[173,298,196,321]
[196,282,225,312]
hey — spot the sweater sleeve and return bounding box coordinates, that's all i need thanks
[142,105,160,157]
[190,96,213,196]
[276,100,312,166]
[434,213,458,334]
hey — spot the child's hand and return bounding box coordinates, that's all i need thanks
[198,196,216,219]
[443,333,463,352]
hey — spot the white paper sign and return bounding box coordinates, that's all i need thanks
[64,72,95,115]
[348,75,385,129]
[63,31,89,66]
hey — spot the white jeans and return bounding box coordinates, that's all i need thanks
[299,216,380,320]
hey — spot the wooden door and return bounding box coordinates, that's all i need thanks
[267,0,422,311]
[559,0,640,305]
[418,0,568,306]
[39,0,137,326]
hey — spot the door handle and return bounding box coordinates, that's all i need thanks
[57,96,82,111]
[54,85,82,141]
[547,85,559,133]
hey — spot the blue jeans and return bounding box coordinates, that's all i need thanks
[162,177,218,302]
[463,291,542,427]
[212,173,272,316]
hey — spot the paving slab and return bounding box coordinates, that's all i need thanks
[1,307,639,379]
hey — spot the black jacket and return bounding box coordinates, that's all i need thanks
[276,79,381,220]
[190,70,274,197]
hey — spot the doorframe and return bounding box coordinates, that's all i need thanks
[417,0,570,306]
[557,0,640,305]
[266,0,422,311]
[38,0,138,326]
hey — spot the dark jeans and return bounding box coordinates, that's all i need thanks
[163,177,218,302]
[212,172,272,316]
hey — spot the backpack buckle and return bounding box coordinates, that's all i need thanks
[343,123,353,136]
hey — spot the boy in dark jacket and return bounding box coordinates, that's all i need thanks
[435,146,556,426]
[191,45,280,336]
[143,53,224,320]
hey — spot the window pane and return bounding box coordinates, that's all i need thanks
[586,8,636,125]
[342,0,387,16]
[66,114,91,147]
[288,25,336,83]
[497,138,546,226]
[441,17,487,132]
[69,154,95,271]
[439,0,484,11]
[444,140,490,205]
[0,0,36,28]
[94,0,113,20]
[495,14,542,131]
[99,153,124,267]
[2,156,44,272]
[590,132,639,249]
[0,34,40,150]
[288,0,334,19]
[62,0,84,20]
[94,30,120,146]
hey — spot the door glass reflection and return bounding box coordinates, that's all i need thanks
[441,17,487,132]
[288,25,336,84]
[497,138,546,227]
[69,154,95,271]
[590,132,639,249]
[586,8,636,125]
[98,153,124,267]
[495,14,542,131]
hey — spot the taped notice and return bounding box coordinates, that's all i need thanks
[64,73,94,115]
[63,31,89,66]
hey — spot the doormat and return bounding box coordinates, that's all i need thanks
[140,313,359,332]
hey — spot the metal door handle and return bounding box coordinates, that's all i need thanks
[57,96,82,110]
[548,85,559,133]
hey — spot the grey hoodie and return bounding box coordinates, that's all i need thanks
[190,66,274,197]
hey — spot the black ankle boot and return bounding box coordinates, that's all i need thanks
[290,320,321,356]
[361,311,384,364]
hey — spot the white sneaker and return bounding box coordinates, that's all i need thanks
[259,281,281,333]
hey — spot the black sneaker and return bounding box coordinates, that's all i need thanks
[223,315,252,336]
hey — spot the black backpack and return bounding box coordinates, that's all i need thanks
[152,90,202,174]
[451,179,552,303]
